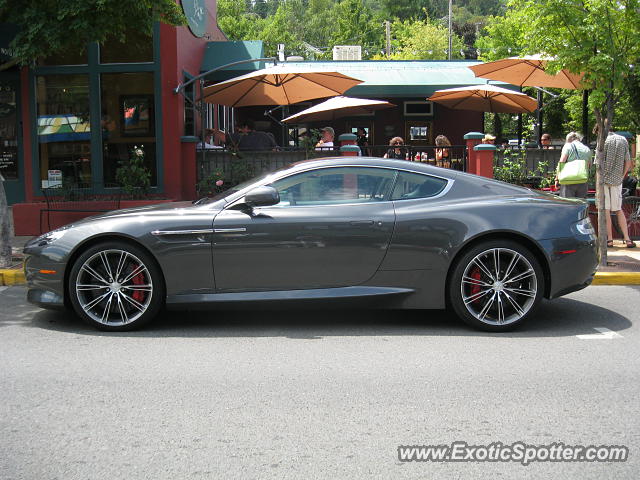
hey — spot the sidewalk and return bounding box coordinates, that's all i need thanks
[2,232,639,286]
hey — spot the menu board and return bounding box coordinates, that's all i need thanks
[0,147,18,180]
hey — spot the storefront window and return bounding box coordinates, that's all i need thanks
[36,75,91,186]
[101,72,156,186]
[39,48,87,66]
[100,30,153,64]
[0,80,18,180]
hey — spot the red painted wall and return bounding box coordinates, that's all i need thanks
[161,0,226,201]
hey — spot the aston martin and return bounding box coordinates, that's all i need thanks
[24,157,598,331]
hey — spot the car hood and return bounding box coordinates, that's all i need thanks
[70,201,222,226]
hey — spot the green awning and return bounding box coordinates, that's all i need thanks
[200,51,517,97]
[280,60,515,98]
[201,41,266,82]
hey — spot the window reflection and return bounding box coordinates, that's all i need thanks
[272,167,396,206]
[101,72,156,186]
[36,75,91,186]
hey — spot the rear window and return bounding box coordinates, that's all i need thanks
[391,171,448,200]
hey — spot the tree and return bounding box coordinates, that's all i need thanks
[376,18,465,60]
[479,0,640,264]
[218,0,267,42]
[0,0,185,71]
[328,0,385,57]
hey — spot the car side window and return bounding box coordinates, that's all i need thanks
[271,167,396,206]
[391,171,448,200]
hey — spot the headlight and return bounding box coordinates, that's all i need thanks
[32,227,70,246]
[574,217,595,235]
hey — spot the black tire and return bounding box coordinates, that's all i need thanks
[448,240,544,332]
[68,241,164,331]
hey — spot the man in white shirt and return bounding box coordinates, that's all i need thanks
[315,126,335,151]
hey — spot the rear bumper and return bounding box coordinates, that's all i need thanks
[543,237,598,299]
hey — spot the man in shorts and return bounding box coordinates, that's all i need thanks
[598,131,636,248]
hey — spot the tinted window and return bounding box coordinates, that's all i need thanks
[271,167,396,206]
[391,171,448,200]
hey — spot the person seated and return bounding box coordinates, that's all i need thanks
[197,128,224,150]
[540,133,554,149]
[482,133,496,145]
[383,137,405,159]
[232,119,278,151]
[434,134,451,167]
[315,126,335,151]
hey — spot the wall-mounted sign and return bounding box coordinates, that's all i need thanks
[181,0,208,38]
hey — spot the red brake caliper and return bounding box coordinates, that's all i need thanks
[470,267,482,303]
[132,272,146,303]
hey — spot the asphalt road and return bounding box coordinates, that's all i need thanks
[1,285,639,480]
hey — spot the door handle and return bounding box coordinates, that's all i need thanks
[349,220,374,226]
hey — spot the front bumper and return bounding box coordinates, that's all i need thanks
[26,288,65,309]
[23,252,67,310]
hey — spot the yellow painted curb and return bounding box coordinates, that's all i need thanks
[593,272,640,285]
[0,268,26,286]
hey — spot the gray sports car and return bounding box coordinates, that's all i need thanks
[24,157,598,332]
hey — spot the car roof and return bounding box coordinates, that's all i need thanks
[288,156,457,177]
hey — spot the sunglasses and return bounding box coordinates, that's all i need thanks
[393,142,404,145]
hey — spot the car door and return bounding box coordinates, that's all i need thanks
[211,166,397,291]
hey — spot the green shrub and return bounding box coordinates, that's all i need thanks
[116,146,151,198]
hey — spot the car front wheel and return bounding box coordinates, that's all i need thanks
[448,240,544,331]
[68,241,164,331]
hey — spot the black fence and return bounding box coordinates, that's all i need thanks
[494,147,563,174]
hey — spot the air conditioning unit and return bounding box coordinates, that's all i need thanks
[332,45,362,60]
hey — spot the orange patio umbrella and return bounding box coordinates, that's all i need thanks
[468,55,584,89]
[428,84,538,114]
[202,64,363,107]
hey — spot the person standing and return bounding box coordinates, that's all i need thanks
[356,127,370,156]
[554,132,591,198]
[597,131,636,248]
[232,119,278,151]
[434,134,451,167]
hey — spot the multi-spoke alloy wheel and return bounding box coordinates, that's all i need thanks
[449,241,543,331]
[69,242,164,330]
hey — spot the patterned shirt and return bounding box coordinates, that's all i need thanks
[600,133,630,185]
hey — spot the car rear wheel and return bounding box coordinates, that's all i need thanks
[448,240,544,331]
[68,241,164,331]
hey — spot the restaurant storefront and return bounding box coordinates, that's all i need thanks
[8,0,226,234]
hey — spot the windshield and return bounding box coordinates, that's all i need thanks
[197,170,280,204]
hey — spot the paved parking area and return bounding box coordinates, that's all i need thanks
[1,285,639,479]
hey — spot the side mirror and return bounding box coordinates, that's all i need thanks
[244,185,280,207]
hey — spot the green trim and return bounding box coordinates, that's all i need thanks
[29,24,163,196]
[152,21,163,194]
[88,42,103,186]
[338,133,357,141]
[474,144,496,151]
[340,145,361,152]
[464,132,484,140]
[181,136,199,142]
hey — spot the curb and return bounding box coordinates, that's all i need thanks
[2,269,640,287]
[0,268,26,286]
[592,272,640,285]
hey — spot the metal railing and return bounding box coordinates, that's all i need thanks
[196,145,469,190]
